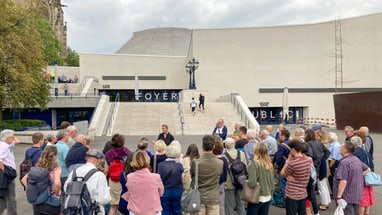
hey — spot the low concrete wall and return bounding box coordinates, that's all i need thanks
[15,131,57,144]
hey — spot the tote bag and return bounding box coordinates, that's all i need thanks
[240,161,261,204]
[181,159,200,213]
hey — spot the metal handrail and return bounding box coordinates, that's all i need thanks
[105,93,120,136]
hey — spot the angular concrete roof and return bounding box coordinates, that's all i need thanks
[116,27,192,57]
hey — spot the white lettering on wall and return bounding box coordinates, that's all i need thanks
[171,93,177,101]
[145,93,152,100]
[154,92,160,100]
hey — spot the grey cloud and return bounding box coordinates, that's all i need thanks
[62,0,382,53]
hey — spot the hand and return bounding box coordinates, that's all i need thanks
[336,198,342,206]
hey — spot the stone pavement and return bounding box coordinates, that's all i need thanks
[10,126,382,214]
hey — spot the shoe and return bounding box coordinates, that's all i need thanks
[318,204,328,211]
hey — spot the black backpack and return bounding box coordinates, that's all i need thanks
[225,150,248,189]
[63,168,99,215]
[20,149,40,184]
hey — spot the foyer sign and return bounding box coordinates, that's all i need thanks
[135,90,179,102]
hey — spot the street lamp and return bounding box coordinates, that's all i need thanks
[185,58,199,89]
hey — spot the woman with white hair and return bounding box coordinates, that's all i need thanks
[158,140,184,214]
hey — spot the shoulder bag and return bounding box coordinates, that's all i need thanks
[241,160,261,204]
[181,159,200,212]
[364,171,382,186]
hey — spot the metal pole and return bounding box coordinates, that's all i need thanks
[188,70,192,89]
[192,66,196,89]
[54,60,58,96]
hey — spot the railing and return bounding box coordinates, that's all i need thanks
[230,93,260,132]
[50,93,99,97]
[104,92,120,136]
[178,100,185,135]
[74,76,99,95]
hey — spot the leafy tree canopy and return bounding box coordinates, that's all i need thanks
[67,47,80,67]
[38,18,64,65]
[0,0,51,120]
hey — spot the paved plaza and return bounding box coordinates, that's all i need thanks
[9,126,382,214]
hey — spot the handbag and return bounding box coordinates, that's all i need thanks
[181,159,200,213]
[240,161,261,204]
[364,172,382,186]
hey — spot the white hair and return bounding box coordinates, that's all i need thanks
[350,136,363,148]
[0,129,14,141]
[247,129,257,140]
[223,137,235,149]
[294,128,305,136]
[166,140,181,158]
[66,125,77,133]
[328,132,338,142]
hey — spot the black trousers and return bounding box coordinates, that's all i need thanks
[286,197,306,215]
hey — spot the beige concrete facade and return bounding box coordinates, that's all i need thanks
[77,13,382,120]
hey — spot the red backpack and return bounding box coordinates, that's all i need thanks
[109,151,124,181]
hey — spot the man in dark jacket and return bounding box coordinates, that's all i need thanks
[65,134,92,172]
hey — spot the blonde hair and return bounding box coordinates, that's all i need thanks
[131,151,150,170]
[37,146,58,171]
[316,130,328,146]
[253,142,273,171]
[154,140,167,152]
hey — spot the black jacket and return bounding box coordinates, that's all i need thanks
[0,165,17,197]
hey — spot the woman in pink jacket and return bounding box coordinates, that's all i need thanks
[123,151,164,215]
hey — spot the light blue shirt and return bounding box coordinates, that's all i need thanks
[243,140,257,164]
[329,141,342,161]
[264,135,278,155]
[56,141,70,177]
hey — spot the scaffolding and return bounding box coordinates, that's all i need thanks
[334,19,343,93]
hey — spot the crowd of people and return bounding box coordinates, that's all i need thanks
[0,119,377,215]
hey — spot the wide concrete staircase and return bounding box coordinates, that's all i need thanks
[112,102,242,136]
[112,103,182,136]
[181,102,242,135]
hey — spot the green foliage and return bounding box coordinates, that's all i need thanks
[67,47,80,67]
[0,119,46,131]
[0,0,51,120]
[37,18,64,66]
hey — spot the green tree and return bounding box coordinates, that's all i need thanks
[37,18,64,65]
[66,47,80,67]
[0,0,50,120]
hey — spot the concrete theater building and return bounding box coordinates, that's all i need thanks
[21,12,382,132]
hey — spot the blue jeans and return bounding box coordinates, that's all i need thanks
[246,200,271,215]
[160,189,183,215]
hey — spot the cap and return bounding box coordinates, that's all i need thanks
[86,149,104,159]
[312,124,322,131]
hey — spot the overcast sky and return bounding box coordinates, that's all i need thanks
[61,0,382,54]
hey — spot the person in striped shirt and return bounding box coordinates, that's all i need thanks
[281,138,311,215]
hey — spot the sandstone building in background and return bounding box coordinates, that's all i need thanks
[16,0,67,59]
